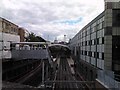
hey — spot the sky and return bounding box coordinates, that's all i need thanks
[1,0,104,42]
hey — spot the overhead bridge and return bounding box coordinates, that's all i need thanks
[48,44,71,58]
[11,42,53,67]
[48,44,70,50]
[3,42,56,87]
[11,42,48,59]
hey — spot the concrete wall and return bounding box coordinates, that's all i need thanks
[104,2,120,73]
[0,17,20,60]
[95,80,108,90]
[0,32,20,59]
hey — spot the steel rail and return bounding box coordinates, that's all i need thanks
[45,80,95,83]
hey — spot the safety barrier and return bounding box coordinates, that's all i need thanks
[97,70,120,90]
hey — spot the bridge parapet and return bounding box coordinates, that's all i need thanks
[11,42,50,60]
[12,49,48,60]
[11,42,54,68]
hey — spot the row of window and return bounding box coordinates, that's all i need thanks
[4,23,18,34]
[77,30,104,41]
[77,22,104,39]
[79,37,104,46]
[81,51,104,60]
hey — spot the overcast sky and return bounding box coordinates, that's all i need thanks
[1,0,104,42]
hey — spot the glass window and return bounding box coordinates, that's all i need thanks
[94,52,96,58]
[89,51,92,57]
[97,52,99,58]
[85,51,87,55]
[6,23,9,29]
[100,23,103,29]
[102,37,104,44]
[80,51,82,54]
[102,53,104,60]
[94,39,96,45]
[113,9,120,27]
[3,23,6,29]
[102,21,104,28]
[90,51,92,57]
[87,27,90,35]
[97,23,103,30]
[93,27,96,32]
[99,38,102,44]
[99,53,102,59]
[85,41,87,46]
[92,52,94,57]
[92,40,94,45]
[14,28,16,32]
[90,40,92,45]
[83,51,85,55]
[11,27,13,32]
[83,42,85,46]
[97,38,99,44]
[87,51,89,56]
[105,27,112,35]
[91,28,93,33]
[87,40,89,45]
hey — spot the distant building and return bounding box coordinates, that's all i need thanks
[18,27,29,42]
[24,29,29,41]
[46,41,51,45]
[18,27,25,42]
[0,17,20,59]
[69,1,120,82]
[54,38,58,44]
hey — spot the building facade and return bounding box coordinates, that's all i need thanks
[18,28,25,42]
[69,1,120,81]
[0,17,20,59]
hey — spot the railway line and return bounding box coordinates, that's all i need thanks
[3,56,95,89]
[51,56,83,89]
[44,55,95,90]
[2,43,95,89]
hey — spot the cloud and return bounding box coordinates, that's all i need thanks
[53,17,82,25]
[1,0,104,42]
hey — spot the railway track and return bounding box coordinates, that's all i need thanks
[53,56,81,89]
[4,56,95,89]
[46,56,95,90]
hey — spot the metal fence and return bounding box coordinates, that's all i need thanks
[97,70,120,90]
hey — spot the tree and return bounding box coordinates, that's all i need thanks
[26,32,46,42]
